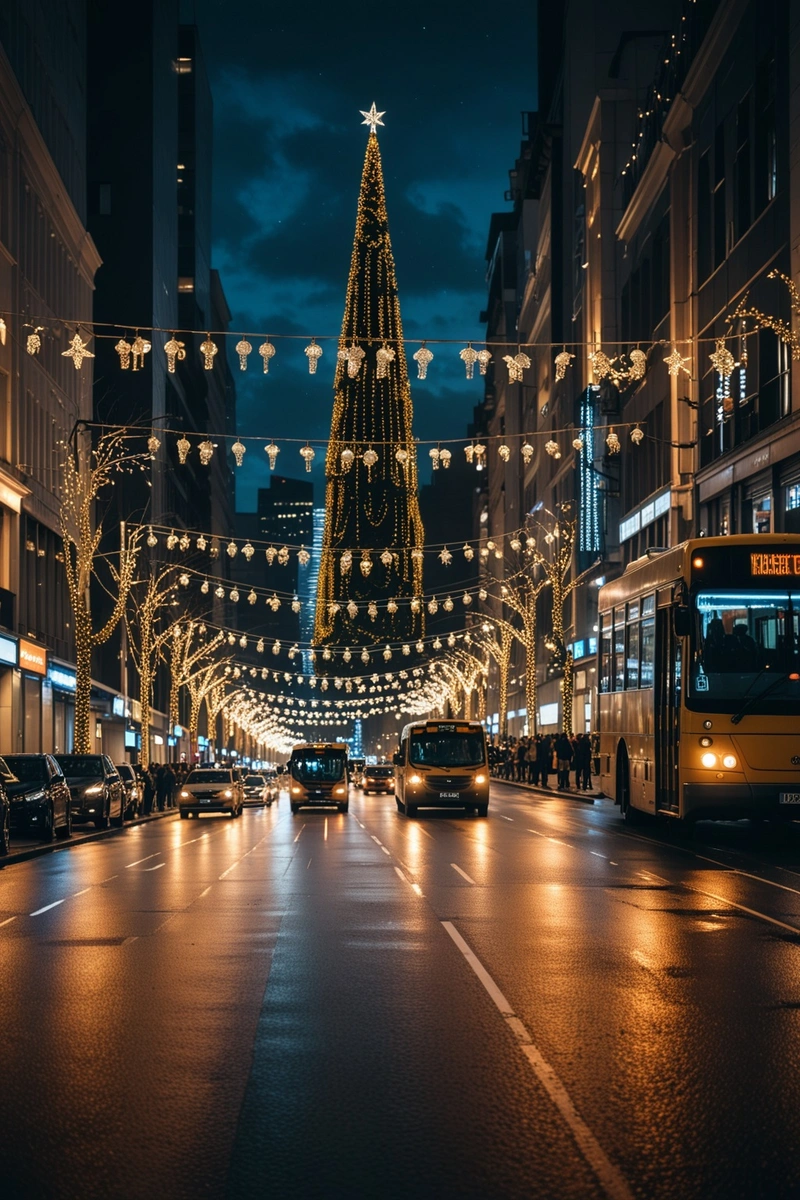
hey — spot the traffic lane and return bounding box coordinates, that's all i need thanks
[377,786,800,1198]
[0,808,290,1199]
[229,810,606,1200]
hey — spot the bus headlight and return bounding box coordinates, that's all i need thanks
[701,752,717,769]
[224,789,233,798]
[180,789,189,798]
[475,773,487,785]
[722,754,737,770]
[410,774,422,785]
[292,786,301,795]
[335,787,345,795]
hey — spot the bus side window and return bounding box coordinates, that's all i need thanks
[600,613,612,692]
[614,611,625,691]
[626,621,640,689]
[640,618,655,687]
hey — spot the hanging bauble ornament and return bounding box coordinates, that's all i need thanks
[268,594,281,611]
[179,533,190,552]
[462,592,472,605]
[297,547,310,566]
[230,588,240,604]
[199,336,217,370]
[367,602,378,621]
[503,351,531,382]
[402,644,411,657]
[447,633,457,648]
[234,337,252,370]
[241,542,255,561]
[240,635,248,649]
[291,597,302,613]
[509,537,522,552]
[606,428,621,454]
[198,439,214,465]
[300,444,315,472]
[327,602,339,617]
[429,447,441,470]
[361,648,370,664]
[443,596,454,612]
[259,340,276,373]
[257,639,265,654]
[115,338,132,370]
[413,345,433,379]
[209,541,219,558]
[463,543,474,561]
[411,548,424,563]
[264,442,279,469]
[277,545,289,565]
[360,553,373,577]
[395,447,409,467]
[26,328,43,356]
[428,598,439,614]
[572,436,584,452]
[362,447,378,480]
[342,648,352,663]
[200,579,209,594]
[630,425,645,445]
[545,439,561,459]
[248,590,257,605]
[410,597,422,614]
[215,586,225,599]
[265,546,277,565]
[432,637,442,651]
[166,530,178,550]
[340,550,353,574]
[486,540,496,552]
[176,435,191,464]
[383,645,392,661]
[380,549,393,568]
[376,344,395,378]
[147,435,161,458]
[196,534,207,551]
[62,332,94,369]
[710,339,735,400]
[146,527,158,548]
[439,448,451,469]
[304,340,323,374]
[554,349,575,382]
[439,547,452,566]
[387,598,398,614]
[478,588,488,601]
[341,447,354,472]
[480,546,490,559]
[464,443,475,464]
[226,541,238,558]
[415,640,425,654]
[338,342,365,378]
[163,336,186,373]
[590,350,613,381]
[346,599,359,619]
[231,440,246,467]
[272,641,281,656]
[498,444,511,462]
[521,441,534,465]
[477,348,492,375]
[628,349,647,381]
[460,344,479,379]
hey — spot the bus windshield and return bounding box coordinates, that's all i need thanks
[691,591,800,709]
[409,729,485,768]
[291,749,347,783]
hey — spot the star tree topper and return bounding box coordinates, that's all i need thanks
[360,103,386,134]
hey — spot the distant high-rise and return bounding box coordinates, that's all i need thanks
[301,507,326,671]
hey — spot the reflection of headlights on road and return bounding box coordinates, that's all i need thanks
[410,774,422,785]
[475,773,487,785]
[180,789,189,798]
[292,786,301,795]
[84,784,103,796]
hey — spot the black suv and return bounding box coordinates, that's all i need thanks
[55,754,126,829]
[3,754,72,842]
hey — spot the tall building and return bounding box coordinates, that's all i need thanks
[301,507,326,671]
[257,476,314,645]
[0,1,101,752]
[315,126,425,649]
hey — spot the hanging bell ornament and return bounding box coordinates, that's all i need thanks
[300,444,315,472]
[231,440,246,467]
[259,340,276,373]
[304,340,323,374]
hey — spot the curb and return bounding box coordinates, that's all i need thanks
[491,777,600,805]
[0,807,178,869]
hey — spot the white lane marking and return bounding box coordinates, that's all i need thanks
[381,845,391,855]
[499,815,514,821]
[324,818,328,841]
[442,921,633,1200]
[126,853,160,868]
[100,875,118,883]
[394,865,409,884]
[451,863,476,885]
[0,916,17,927]
[681,881,800,936]
[293,825,305,842]
[30,899,65,916]
[371,835,382,845]
[395,865,423,896]
[198,887,212,898]
[730,868,800,898]
[219,831,271,879]
[590,852,607,859]
[73,888,91,896]
[609,862,619,866]
[122,936,138,945]
[144,862,165,872]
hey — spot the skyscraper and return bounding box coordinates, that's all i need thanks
[314,122,424,649]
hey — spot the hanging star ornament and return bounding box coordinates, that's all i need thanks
[62,332,95,370]
[664,345,691,377]
[360,103,386,134]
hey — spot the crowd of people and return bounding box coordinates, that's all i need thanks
[135,761,194,813]
[488,732,599,792]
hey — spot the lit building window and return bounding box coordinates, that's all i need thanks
[178,278,194,293]
[174,58,193,74]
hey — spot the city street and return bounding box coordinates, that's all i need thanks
[3,786,800,1198]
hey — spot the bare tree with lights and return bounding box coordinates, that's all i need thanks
[124,564,182,768]
[186,657,232,753]
[168,621,225,736]
[60,429,145,752]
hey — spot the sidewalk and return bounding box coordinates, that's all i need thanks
[491,775,602,805]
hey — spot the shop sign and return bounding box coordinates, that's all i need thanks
[0,634,17,667]
[19,638,46,676]
[48,665,76,692]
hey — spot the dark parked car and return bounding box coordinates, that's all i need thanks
[3,753,71,842]
[0,756,13,853]
[55,754,125,829]
[115,763,141,819]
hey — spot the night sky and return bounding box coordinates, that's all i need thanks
[192,0,537,511]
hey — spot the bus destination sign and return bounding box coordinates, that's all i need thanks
[750,552,800,577]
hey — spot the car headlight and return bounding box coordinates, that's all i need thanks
[475,773,487,785]
[180,789,189,798]
[410,774,422,785]
[25,790,46,804]
[292,786,301,795]
[335,786,345,795]
[223,789,233,798]
[84,784,103,796]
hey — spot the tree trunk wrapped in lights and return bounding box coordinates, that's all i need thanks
[125,566,179,768]
[168,621,224,734]
[60,429,145,753]
[315,128,424,649]
[482,576,550,737]
[186,658,231,754]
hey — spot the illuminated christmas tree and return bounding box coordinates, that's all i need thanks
[315,107,424,648]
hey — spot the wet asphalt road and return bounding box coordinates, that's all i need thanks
[4,787,800,1199]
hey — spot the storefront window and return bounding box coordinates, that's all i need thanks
[23,675,41,751]
[752,494,772,534]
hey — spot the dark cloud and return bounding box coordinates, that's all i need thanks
[194,0,536,510]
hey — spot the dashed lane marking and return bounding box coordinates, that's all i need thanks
[198,887,212,898]
[73,888,91,896]
[394,864,424,897]
[442,921,634,1200]
[324,818,328,841]
[590,852,607,859]
[293,825,305,843]
[451,863,476,885]
[0,916,17,927]
[680,881,800,936]
[144,863,165,872]
[30,899,65,916]
[125,853,160,868]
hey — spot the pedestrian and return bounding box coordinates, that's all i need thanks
[574,733,592,791]
[165,764,177,807]
[537,733,551,788]
[526,737,539,785]
[555,732,573,790]
[516,738,527,782]
[142,765,155,815]
[156,763,170,811]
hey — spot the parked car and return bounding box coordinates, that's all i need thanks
[242,773,269,807]
[0,756,14,853]
[3,753,72,841]
[115,763,141,819]
[362,764,394,794]
[178,767,244,819]
[54,754,126,829]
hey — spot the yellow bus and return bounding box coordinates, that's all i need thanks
[288,742,349,814]
[394,720,489,818]
[597,535,800,823]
